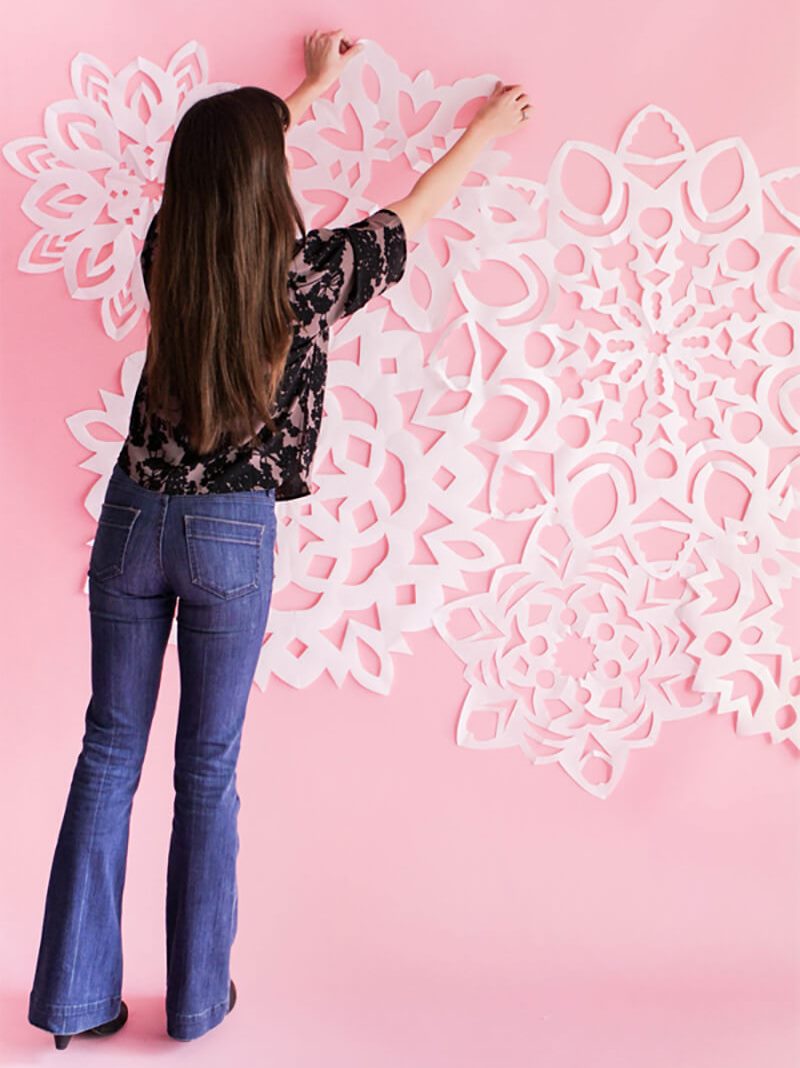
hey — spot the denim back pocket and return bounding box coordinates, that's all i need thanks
[89,502,142,582]
[184,514,265,599]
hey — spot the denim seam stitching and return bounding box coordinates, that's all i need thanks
[30,994,119,1012]
[65,719,118,991]
[170,996,229,1020]
[157,499,169,583]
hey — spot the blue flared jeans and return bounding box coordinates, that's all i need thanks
[28,460,277,1041]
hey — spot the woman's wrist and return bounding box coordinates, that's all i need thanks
[463,120,494,148]
[284,76,329,128]
[416,121,492,199]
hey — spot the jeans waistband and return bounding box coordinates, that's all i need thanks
[109,460,276,502]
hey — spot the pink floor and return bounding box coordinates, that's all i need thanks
[3,631,798,1068]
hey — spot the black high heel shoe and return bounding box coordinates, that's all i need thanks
[227,979,237,1014]
[53,999,129,1050]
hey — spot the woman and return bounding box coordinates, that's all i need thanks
[27,29,531,1047]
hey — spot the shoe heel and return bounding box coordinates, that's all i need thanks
[54,1034,71,1050]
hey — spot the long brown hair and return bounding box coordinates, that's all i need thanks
[144,86,306,455]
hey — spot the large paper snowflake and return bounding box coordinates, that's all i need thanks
[432,506,717,798]
[3,42,237,340]
[6,40,799,795]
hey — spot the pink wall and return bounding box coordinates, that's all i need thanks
[2,1,799,1064]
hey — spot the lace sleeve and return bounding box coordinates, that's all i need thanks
[292,208,407,326]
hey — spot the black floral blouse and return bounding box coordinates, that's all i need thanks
[115,206,407,500]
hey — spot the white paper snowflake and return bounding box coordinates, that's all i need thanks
[7,40,800,795]
[3,41,237,340]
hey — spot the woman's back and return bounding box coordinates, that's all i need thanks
[117,205,407,500]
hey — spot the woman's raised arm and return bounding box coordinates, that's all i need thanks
[386,81,532,238]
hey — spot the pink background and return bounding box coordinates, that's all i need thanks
[2,1,799,1065]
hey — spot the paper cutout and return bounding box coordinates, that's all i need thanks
[3,42,238,340]
[6,40,799,796]
[431,509,719,798]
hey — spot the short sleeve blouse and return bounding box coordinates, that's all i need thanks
[115,206,407,500]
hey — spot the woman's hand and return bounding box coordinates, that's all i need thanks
[284,30,362,130]
[470,81,532,139]
[384,79,535,238]
[304,29,364,90]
